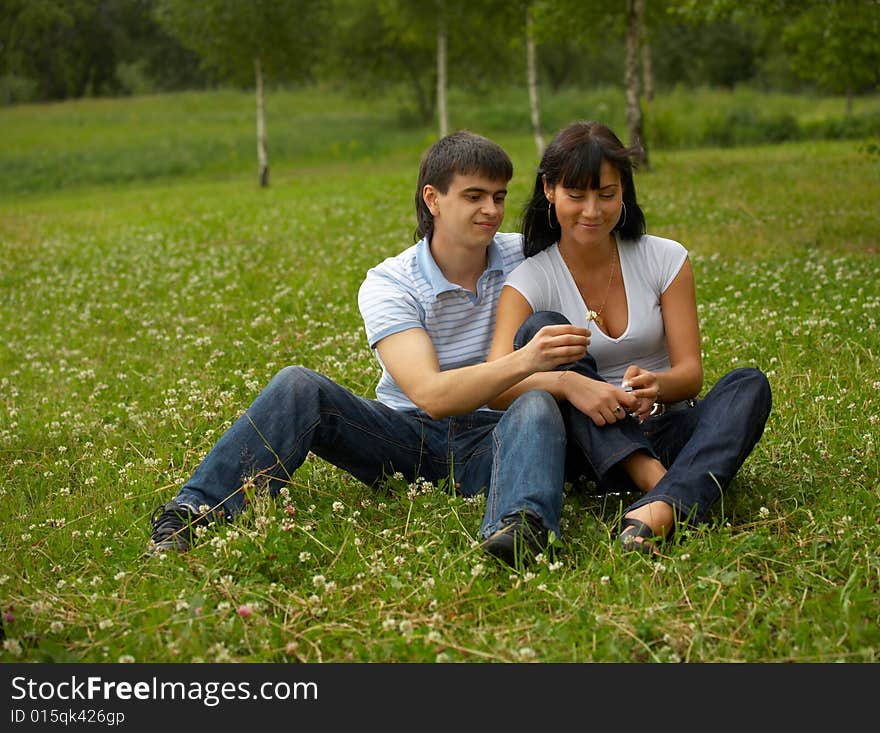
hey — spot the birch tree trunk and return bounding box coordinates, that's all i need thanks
[526,6,545,156]
[625,0,649,169]
[255,57,269,187]
[436,7,449,138]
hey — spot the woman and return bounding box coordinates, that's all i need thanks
[487,121,772,555]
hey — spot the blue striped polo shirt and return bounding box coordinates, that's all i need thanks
[358,232,524,410]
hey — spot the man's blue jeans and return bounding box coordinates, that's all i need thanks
[515,312,772,526]
[173,366,567,539]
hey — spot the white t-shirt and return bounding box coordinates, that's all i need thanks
[503,234,688,386]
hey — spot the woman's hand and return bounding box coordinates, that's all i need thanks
[621,365,660,421]
[562,372,638,426]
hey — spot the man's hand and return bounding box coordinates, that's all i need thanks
[517,324,589,373]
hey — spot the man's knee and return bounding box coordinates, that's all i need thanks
[507,389,564,431]
[265,365,326,404]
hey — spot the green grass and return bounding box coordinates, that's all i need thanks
[0,90,878,662]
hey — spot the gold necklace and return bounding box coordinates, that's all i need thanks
[585,245,617,331]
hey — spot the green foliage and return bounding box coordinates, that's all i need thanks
[779,0,880,95]
[0,0,207,101]
[2,0,877,108]
[318,0,524,123]
[154,0,329,85]
[670,0,880,95]
[0,92,878,662]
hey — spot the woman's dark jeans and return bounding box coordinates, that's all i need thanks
[515,311,772,526]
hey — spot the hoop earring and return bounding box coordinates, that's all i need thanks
[615,201,627,230]
[547,202,558,230]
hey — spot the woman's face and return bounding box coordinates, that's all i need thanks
[544,158,623,249]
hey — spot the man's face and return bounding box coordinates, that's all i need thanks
[424,173,508,250]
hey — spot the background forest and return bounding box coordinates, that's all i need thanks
[3,1,878,118]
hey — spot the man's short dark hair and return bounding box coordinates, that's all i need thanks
[414,131,513,242]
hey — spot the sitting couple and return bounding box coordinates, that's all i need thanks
[149,121,771,566]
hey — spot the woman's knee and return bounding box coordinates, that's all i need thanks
[728,367,771,402]
[514,311,571,349]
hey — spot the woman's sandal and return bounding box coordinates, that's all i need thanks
[619,517,661,556]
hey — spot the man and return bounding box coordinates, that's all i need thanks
[148,131,589,566]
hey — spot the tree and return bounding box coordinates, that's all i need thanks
[155,0,327,186]
[779,0,880,113]
[669,0,880,110]
[322,0,522,135]
[320,0,436,125]
[437,1,449,137]
[625,0,649,168]
[526,4,545,155]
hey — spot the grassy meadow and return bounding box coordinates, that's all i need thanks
[0,87,878,663]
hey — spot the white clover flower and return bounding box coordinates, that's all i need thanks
[600,575,610,584]
[3,639,23,657]
[49,621,64,633]
[758,506,770,519]
[98,619,114,630]
[518,647,537,661]
[471,563,484,578]
[118,655,135,663]
[332,501,344,513]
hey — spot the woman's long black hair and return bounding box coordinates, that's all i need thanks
[520,121,646,257]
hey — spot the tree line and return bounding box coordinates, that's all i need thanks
[4,0,877,105]
[3,0,877,185]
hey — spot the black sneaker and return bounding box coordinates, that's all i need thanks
[147,501,203,554]
[482,510,549,567]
